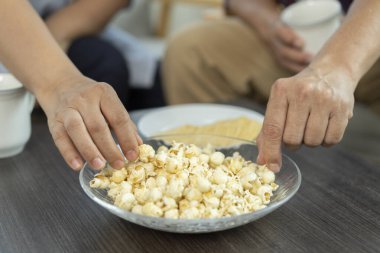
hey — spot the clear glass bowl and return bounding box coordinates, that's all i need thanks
[79,134,301,233]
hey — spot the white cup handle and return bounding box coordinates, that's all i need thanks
[27,92,36,113]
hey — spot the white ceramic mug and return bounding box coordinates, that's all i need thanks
[281,0,342,55]
[0,74,35,158]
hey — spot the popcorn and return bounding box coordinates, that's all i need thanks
[134,187,150,204]
[165,156,180,174]
[90,175,110,189]
[142,202,163,217]
[145,177,157,189]
[157,145,168,154]
[119,181,132,193]
[196,176,211,193]
[131,204,143,215]
[240,172,258,189]
[256,185,273,204]
[165,209,179,219]
[154,153,167,168]
[90,142,278,219]
[180,207,200,219]
[110,170,127,183]
[138,144,155,162]
[118,192,135,211]
[199,154,210,164]
[156,175,167,188]
[128,164,145,184]
[262,170,275,184]
[163,196,177,210]
[211,169,228,185]
[185,188,202,201]
[149,187,163,202]
[210,151,225,167]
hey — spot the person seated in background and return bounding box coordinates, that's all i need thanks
[0,0,165,110]
[163,0,380,171]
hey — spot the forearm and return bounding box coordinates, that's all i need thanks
[45,0,128,44]
[0,0,81,110]
[229,0,279,39]
[310,0,380,88]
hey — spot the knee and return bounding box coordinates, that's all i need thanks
[163,23,213,88]
[165,24,210,65]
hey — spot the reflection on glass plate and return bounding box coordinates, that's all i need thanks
[137,104,264,138]
[80,134,301,233]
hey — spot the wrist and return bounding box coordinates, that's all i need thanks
[34,72,86,115]
[308,58,358,93]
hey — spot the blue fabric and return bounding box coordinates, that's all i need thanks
[67,37,130,108]
[67,36,165,110]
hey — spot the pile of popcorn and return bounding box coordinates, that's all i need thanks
[90,142,278,219]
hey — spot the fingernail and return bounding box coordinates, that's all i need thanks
[92,157,105,170]
[126,149,138,161]
[112,160,125,169]
[269,163,280,173]
[71,159,82,170]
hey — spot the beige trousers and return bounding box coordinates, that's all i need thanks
[163,19,380,114]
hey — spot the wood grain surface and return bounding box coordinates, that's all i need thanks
[0,104,379,253]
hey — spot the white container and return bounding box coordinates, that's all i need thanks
[281,0,342,55]
[0,74,35,158]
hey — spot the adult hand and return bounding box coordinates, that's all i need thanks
[38,75,142,171]
[256,67,355,172]
[264,20,312,73]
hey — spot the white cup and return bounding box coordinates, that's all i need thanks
[281,0,342,54]
[0,74,35,158]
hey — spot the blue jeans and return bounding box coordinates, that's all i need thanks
[67,36,165,110]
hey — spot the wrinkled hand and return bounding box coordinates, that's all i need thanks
[39,76,142,171]
[265,21,312,73]
[256,67,355,172]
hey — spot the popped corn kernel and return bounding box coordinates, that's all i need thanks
[145,177,157,189]
[165,209,179,219]
[154,152,167,168]
[256,185,273,204]
[210,151,225,167]
[110,169,127,183]
[163,196,177,210]
[131,204,143,215]
[149,187,163,202]
[142,202,163,217]
[211,169,228,185]
[118,192,135,211]
[180,207,200,219]
[196,176,211,193]
[156,175,168,188]
[165,156,180,174]
[262,170,275,184]
[138,144,155,163]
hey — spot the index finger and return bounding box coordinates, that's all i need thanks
[99,84,140,161]
[277,25,304,49]
[257,80,288,172]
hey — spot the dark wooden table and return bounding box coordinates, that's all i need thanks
[1,103,380,253]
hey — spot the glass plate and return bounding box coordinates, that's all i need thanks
[79,134,301,233]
